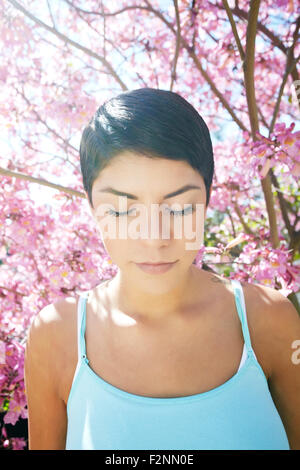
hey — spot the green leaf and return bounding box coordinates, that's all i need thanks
[2,398,9,412]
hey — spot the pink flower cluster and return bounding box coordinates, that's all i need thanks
[249,123,300,178]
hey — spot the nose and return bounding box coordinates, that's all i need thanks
[138,204,172,247]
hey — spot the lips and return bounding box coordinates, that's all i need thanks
[134,260,178,274]
[139,261,176,265]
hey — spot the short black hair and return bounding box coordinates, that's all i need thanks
[79,87,214,209]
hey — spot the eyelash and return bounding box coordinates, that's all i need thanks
[106,205,195,217]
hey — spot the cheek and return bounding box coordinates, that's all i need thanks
[179,213,205,253]
[174,213,202,238]
[103,238,131,264]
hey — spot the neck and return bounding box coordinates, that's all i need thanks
[108,264,204,325]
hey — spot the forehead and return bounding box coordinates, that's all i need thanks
[93,151,204,189]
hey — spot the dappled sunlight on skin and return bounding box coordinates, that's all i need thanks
[110,308,137,327]
[89,262,218,334]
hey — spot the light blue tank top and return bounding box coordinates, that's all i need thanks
[65,279,290,450]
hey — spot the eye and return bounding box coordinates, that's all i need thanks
[167,205,195,216]
[106,205,195,217]
[106,208,137,217]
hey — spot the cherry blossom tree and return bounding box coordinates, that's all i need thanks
[0,0,299,450]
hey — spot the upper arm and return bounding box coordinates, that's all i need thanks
[254,286,300,450]
[24,302,68,450]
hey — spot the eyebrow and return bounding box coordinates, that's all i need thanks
[98,184,202,200]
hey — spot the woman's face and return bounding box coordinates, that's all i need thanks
[88,151,209,290]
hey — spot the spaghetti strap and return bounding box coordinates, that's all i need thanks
[77,292,90,364]
[77,280,111,365]
[231,279,255,357]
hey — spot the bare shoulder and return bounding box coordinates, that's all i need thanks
[35,295,78,324]
[30,295,79,356]
[31,282,109,403]
[28,295,80,398]
[25,296,81,449]
[242,280,299,328]
[239,281,300,378]
[241,281,300,449]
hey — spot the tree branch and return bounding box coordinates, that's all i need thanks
[64,0,250,133]
[222,0,245,61]
[15,86,79,156]
[0,167,85,199]
[233,201,255,236]
[243,0,279,249]
[170,0,181,91]
[269,168,292,235]
[243,0,260,134]
[7,0,128,91]
[269,18,300,132]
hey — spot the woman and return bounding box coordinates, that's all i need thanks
[25,88,300,450]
